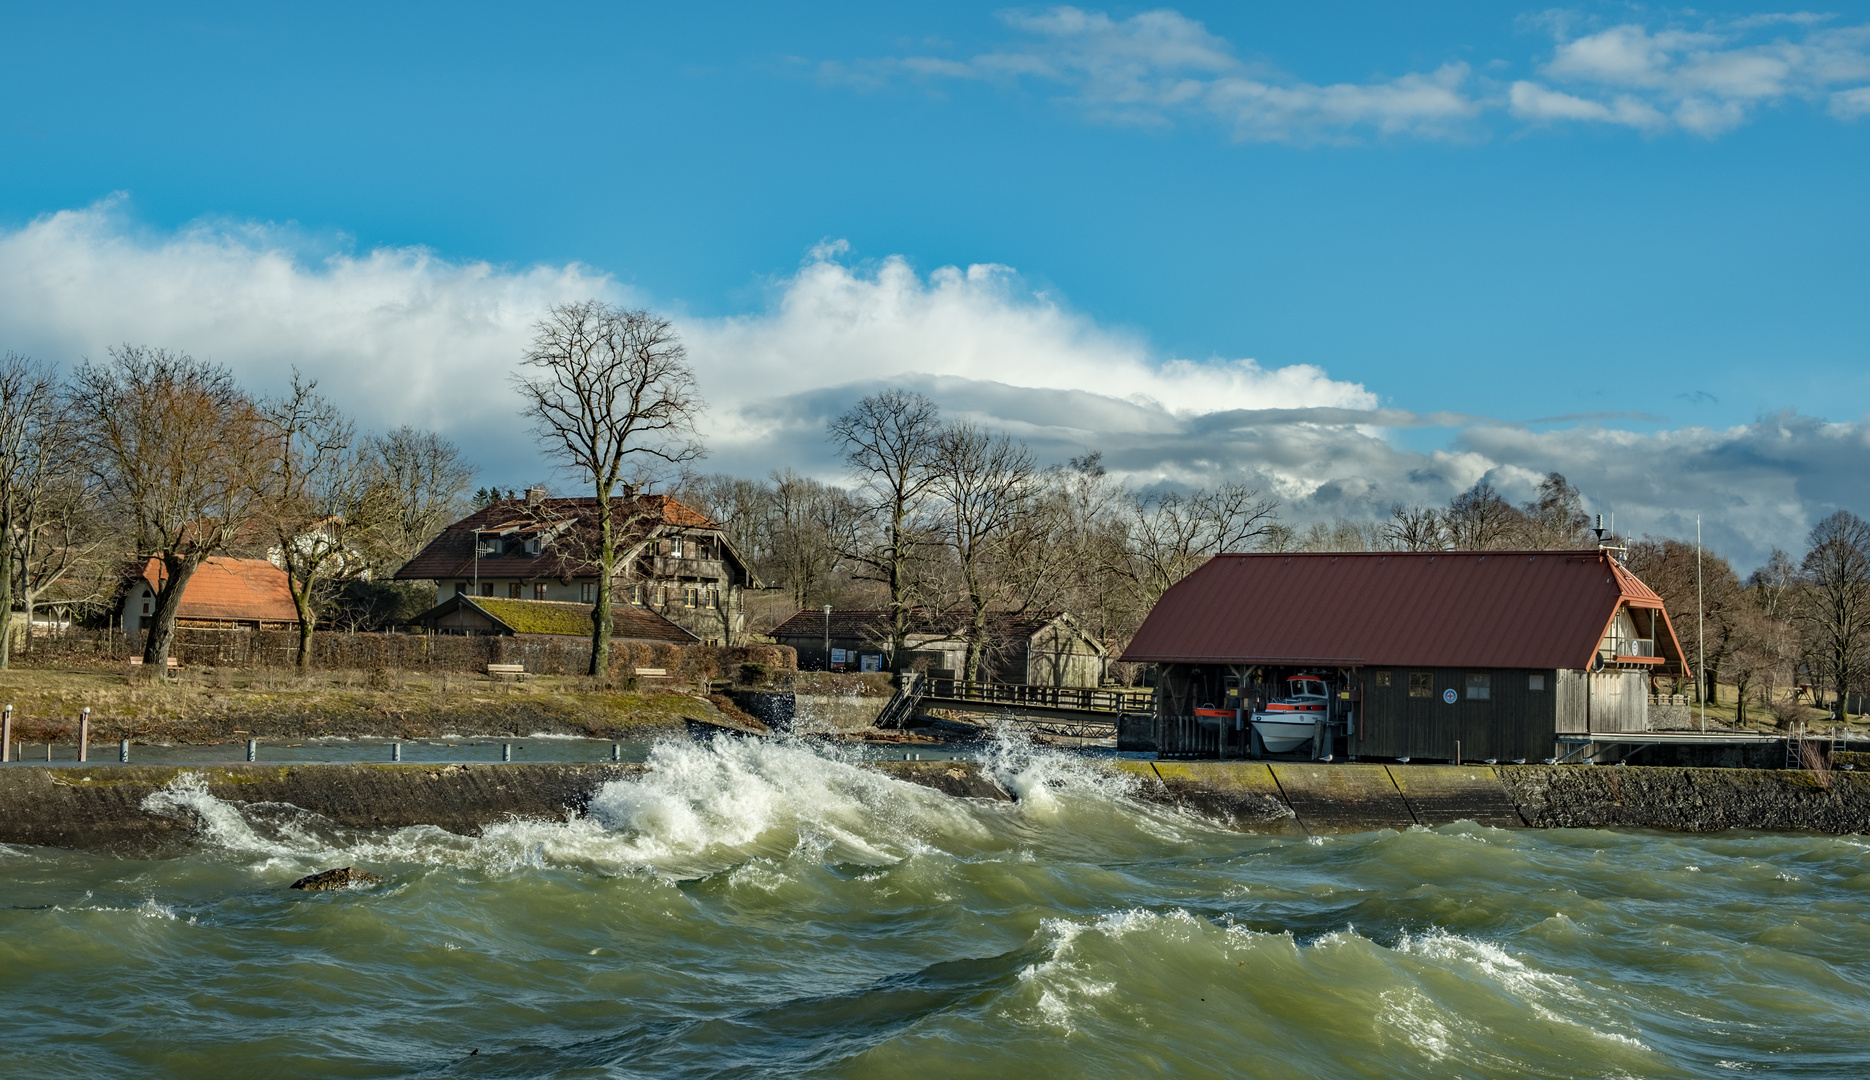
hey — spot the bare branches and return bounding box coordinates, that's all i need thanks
[0,353,68,666]
[266,372,374,668]
[513,301,705,673]
[828,390,943,659]
[70,345,278,667]
[514,302,705,493]
[364,426,475,573]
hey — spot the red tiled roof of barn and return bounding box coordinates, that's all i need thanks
[134,557,299,624]
[1119,549,1683,672]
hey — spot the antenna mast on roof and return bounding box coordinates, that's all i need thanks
[1593,513,1628,562]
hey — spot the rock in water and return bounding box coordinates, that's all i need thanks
[290,867,384,891]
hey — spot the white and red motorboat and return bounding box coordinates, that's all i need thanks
[1250,674,1331,754]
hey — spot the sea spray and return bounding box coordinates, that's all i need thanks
[43,743,1864,1077]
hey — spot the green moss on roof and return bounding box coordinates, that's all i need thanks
[471,598,598,636]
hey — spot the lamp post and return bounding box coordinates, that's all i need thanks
[823,604,832,671]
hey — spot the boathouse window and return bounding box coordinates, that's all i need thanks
[1408,673,1432,698]
[1466,673,1491,701]
[533,584,548,601]
[1529,674,1545,692]
[508,583,522,599]
[1375,671,1391,688]
[580,583,595,603]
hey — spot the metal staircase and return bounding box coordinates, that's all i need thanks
[875,672,926,730]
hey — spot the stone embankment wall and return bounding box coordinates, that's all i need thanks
[0,760,1864,853]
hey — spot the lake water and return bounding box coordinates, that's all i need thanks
[3,735,1867,1078]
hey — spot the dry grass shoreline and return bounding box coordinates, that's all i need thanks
[0,667,752,744]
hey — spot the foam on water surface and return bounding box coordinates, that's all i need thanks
[0,734,1859,1078]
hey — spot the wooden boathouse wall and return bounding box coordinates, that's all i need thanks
[1355,666,1557,762]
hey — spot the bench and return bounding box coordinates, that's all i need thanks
[126,657,180,670]
[633,667,669,679]
[486,663,528,679]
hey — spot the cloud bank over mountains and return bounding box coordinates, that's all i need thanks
[821,6,1870,141]
[1,201,1863,569]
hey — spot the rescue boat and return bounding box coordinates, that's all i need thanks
[1250,674,1331,753]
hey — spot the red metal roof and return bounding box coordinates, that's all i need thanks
[138,557,300,624]
[1120,550,1683,671]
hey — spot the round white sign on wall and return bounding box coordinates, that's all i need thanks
[1442,688,1458,705]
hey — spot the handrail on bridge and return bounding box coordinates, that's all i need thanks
[923,678,1151,716]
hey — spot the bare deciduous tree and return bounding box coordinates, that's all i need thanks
[829,390,943,664]
[72,346,277,669]
[1124,482,1279,607]
[514,301,704,676]
[364,426,475,576]
[1443,480,1526,550]
[1383,503,1444,551]
[1799,510,1870,712]
[933,421,1050,681]
[0,354,63,667]
[266,373,375,669]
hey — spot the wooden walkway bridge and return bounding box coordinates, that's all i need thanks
[917,678,1154,740]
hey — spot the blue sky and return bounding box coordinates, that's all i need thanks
[1,2,1867,565]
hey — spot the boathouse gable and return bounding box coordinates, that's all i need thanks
[1120,550,1685,761]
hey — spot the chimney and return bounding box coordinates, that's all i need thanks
[526,485,547,507]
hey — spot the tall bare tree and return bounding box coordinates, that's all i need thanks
[1800,510,1870,712]
[514,301,704,676]
[364,426,475,576]
[1124,482,1279,607]
[829,390,942,664]
[933,421,1048,681]
[1443,480,1526,550]
[266,373,375,669]
[1520,472,1592,548]
[1383,503,1444,551]
[0,355,63,667]
[767,469,855,609]
[72,346,277,669]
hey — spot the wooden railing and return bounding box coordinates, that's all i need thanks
[925,679,1152,715]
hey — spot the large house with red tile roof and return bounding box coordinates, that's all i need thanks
[118,557,300,635]
[392,492,760,645]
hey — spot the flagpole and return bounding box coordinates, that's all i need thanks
[1697,514,1706,732]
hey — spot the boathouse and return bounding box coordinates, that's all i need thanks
[1118,550,1686,761]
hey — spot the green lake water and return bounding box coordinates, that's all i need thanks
[3,736,1868,1078]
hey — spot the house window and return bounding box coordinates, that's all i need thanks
[142,602,150,615]
[580,583,594,603]
[1529,674,1545,692]
[1375,671,1391,688]
[534,584,548,601]
[1466,673,1491,701]
[455,582,466,595]
[683,586,700,608]
[630,583,643,605]
[480,583,494,596]
[670,537,685,558]
[706,587,719,609]
[1408,673,1432,698]
[508,583,522,599]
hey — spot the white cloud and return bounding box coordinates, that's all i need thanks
[827,6,1870,140]
[1530,17,1870,135]
[0,198,618,465]
[1508,80,1668,128]
[825,6,1483,142]
[0,202,1861,568]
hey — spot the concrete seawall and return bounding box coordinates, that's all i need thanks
[0,760,1864,853]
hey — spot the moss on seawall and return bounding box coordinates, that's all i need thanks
[0,760,1864,853]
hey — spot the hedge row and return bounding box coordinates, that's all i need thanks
[15,627,795,681]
